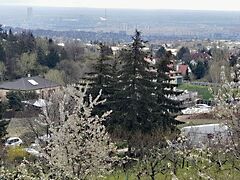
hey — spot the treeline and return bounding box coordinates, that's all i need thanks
[0,24,98,84]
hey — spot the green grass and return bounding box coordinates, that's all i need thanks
[179,83,213,100]
[105,160,240,180]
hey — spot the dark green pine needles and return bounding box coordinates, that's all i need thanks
[108,30,182,134]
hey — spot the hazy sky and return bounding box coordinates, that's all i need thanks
[1,0,240,11]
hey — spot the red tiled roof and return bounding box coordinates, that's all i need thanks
[178,64,188,76]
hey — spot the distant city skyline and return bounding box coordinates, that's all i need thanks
[1,0,240,11]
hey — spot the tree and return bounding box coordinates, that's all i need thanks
[191,61,206,79]
[155,46,166,59]
[212,66,240,158]
[85,43,115,116]
[65,40,85,61]
[0,44,6,62]
[0,24,3,33]
[109,31,152,133]
[0,61,6,81]
[18,31,36,53]
[177,47,191,64]
[0,120,9,141]
[37,85,115,178]
[16,52,38,76]
[57,60,83,84]
[45,48,60,68]
[109,31,181,138]
[44,69,65,85]
[36,46,46,66]
[6,91,24,111]
[229,55,238,67]
[209,48,229,83]
[155,51,183,131]
[184,67,190,81]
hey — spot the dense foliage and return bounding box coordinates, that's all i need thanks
[85,43,115,116]
[106,31,182,141]
[0,27,91,84]
[0,119,9,141]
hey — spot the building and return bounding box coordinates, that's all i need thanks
[176,64,191,76]
[169,70,183,85]
[27,7,33,19]
[0,76,60,100]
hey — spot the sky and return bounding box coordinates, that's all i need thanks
[1,0,240,11]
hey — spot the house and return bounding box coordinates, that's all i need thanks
[176,64,191,76]
[0,76,60,100]
[190,59,198,66]
[168,70,183,85]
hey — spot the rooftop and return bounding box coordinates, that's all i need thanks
[0,76,60,91]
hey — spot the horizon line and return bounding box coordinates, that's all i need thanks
[1,4,240,12]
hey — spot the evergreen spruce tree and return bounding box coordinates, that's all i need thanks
[45,48,60,68]
[156,46,167,59]
[109,31,182,136]
[85,43,115,115]
[109,30,157,134]
[36,47,46,66]
[0,44,6,63]
[154,51,183,131]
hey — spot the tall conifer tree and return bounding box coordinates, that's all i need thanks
[85,43,115,115]
[154,51,183,131]
[109,31,182,135]
[109,30,156,133]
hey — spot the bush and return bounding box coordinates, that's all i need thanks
[116,140,128,149]
[6,91,39,111]
[6,146,29,163]
[6,91,24,111]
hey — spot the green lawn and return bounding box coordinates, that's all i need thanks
[179,83,213,100]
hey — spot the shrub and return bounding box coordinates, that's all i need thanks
[6,91,39,111]
[6,91,24,111]
[6,146,29,163]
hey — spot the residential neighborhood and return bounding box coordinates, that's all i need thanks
[0,1,240,179]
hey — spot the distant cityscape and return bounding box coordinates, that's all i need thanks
[1,6,240,42]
